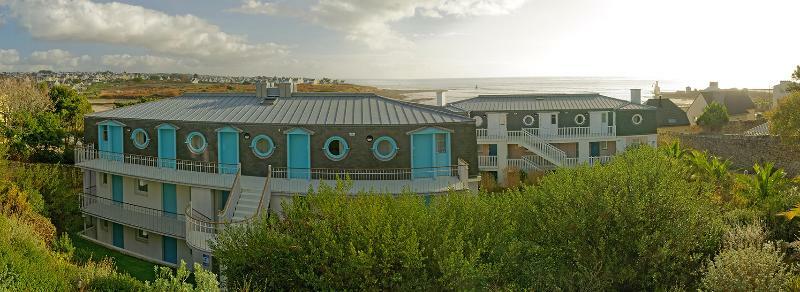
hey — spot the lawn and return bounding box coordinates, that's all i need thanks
[70,233,161,282]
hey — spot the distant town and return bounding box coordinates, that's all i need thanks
[0,70,346,92]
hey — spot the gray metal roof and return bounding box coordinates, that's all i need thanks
[88,92,473,125]
[449,93,655,112]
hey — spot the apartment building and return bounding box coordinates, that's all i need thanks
[447,90,657,184]
[74,83,478,269]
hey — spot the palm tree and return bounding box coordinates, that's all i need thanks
[661,141,691,160]
[750,162,787,201]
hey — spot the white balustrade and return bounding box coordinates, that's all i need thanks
[478,156,498,169]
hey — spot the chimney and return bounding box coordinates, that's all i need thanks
[436,90,447,106]
[278,82,295,98]
[630,89,642,104]
[255,81,264,98]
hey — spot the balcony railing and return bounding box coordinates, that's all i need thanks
[80,191,185,238]
[74,146,239,189]
[587,156,614,166]
[478,156,498,169]
[270,162,469,195]
[185,167,272,253]
[477,126,616,141]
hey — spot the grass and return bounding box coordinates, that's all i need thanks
[70,233,160,282]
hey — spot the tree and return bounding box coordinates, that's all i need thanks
[0,78,51,119]
[769,92,800,146]
[48,85,91,134]
[697,102,729,132]
[0,111,66,162]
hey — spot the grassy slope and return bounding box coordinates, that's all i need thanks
[71,233,159,282]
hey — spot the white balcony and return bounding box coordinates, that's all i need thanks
[74,146,238,190]
[270,162,470,195]
[80,191,185,238]
[587,156,614,166]
[476,126,616,141]
[478,156,498,170]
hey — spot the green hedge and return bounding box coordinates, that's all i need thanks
[214,147,724,290]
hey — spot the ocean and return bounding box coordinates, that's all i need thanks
[350,77,722,105]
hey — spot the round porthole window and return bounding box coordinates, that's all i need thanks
[324,136,349,161]
[522,115,535,127]
[130,128,149,149]
[474,116,484,127]
[632,114,643,125]
[250,135,275,158]
[186,132,207,154]
[574,114,587,125]
[372,136,398,161]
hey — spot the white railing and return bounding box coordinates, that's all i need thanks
[475,129,508,140]
[74,146,239,189]
[587,156,614,166]
[75,146,239,174]
[80,189,185,238]
[478,156,498,169]
[219,169,242,220]
[523,126,616,139]
[512,129,571,167]
[183,166,270,253]
[270,164,469,195]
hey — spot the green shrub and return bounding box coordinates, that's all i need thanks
[214,147,723,290]
[146,261,219,292]
[702,224,795,291]
[697,102,730,132]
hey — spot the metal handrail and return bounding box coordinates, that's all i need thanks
[74,146,240,174]
[219,168,243,219]
[80,192,183,217]
[185,166,273,253]
[80,192,185,237]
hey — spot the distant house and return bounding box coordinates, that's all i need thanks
[686,82,756,125]
[645,97,690,127]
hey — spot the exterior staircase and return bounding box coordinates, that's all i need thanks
[510,129,574,167]
[230,176,267,221]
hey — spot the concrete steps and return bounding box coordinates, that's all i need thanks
[231,176,267,221]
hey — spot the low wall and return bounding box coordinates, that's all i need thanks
[670,133,800,176]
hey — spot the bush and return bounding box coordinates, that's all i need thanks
[697,102,730,132]
[770,91,800,146]
[702,224,795,291]
[214,147,723,290]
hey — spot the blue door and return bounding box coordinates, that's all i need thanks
[162,236,177,264]
[157,124,177,169]
[162,183,177,218]
[287,129,311,179]
[590,142,600,157]
[434,133,451,176]
[98,122,123,161]
[412,128,452,179]
[112,223,124,248]
[217,127,239,174]
[111,175,123,205]
[412,133,435,178]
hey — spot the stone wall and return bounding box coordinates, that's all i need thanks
[671,133,800,176]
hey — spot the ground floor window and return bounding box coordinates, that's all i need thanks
[136,229,149,242]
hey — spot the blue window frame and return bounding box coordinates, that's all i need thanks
[130,128,149,149]
[323,136,349,161]
[185,132,207,154]
[372,136,398,161]
[250,134,275,158]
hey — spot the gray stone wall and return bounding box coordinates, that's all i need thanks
[672,133,800,176]
[84,116,479,177]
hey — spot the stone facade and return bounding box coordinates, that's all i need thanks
[672,133,800,176]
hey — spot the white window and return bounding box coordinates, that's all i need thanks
[551,115,557,125]
[136,229,149,242]
[632,114,643,125]
[602,112,608,123]
[137,179,148,193]
[574,114,586,125]
[522,115,535,127]
[435,133,447,153]
[601,141,608,150]
[102,173,108,185]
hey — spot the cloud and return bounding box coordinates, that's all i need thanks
[29,49,91,68]
[0,49,19,71]
[226,0,279,15]
[99,54,196,72]
[228,0,527,49]
[4,0,288,63]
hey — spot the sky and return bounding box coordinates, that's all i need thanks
[0,0,798,86]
